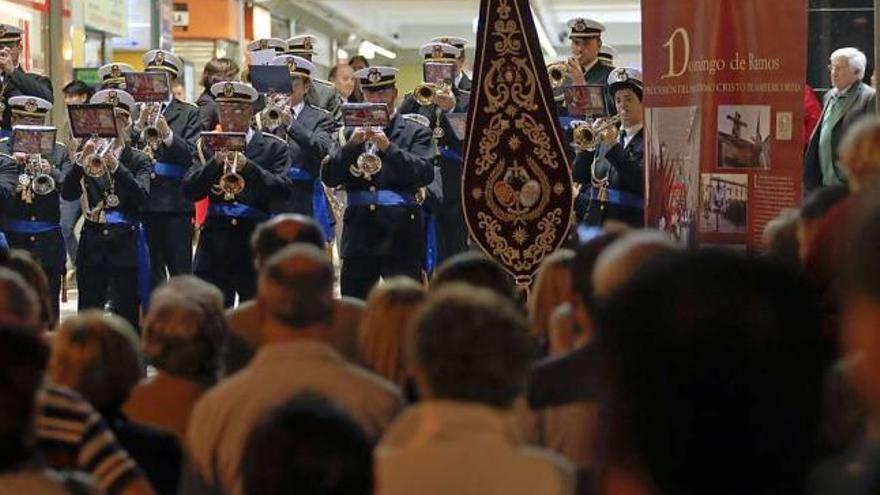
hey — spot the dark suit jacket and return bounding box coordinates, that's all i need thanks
[457,73,472,92]
[196,90,218,131]
[804,81,876,191]
[139,99,201,214]
[271,104,335,216]
[61,146,152,269]
[575,128,645,227]
[0,141,71,269]
[1,67,54,130]
[322,113,435,258]
[103,410,182,495]
[306,80,343,131]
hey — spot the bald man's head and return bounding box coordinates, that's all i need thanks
[593,231,678,298]
[251,214,325,268]
[258,245,334,328]
[0,268,39,330]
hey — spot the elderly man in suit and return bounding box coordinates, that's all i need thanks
[804,47,876,192]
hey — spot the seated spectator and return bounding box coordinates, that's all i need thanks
[183,245,403,495]
[358,277,426,387]
[598,251,825,495]
[811,192,880,494]
[376,284,573,495]
[0,325,82,494]
[762,208,801,271]
[124,276,228,441]
[797,185,849,262]
[50,311,182,494]
[241,393,373,495]
[526,231,672,493]
[0,267,39,330]
[431,251,517,302]
[226,214,365,372]
[2,249,55,331]
[528,249,575,354]
[838,117,880,193]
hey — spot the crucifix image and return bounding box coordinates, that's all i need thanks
[726,112,748,139]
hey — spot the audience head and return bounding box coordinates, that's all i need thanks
[50,311,142,413]
[358,277,427,387]
[431,251,516,302]
[258,245,334,330]
[838,117,880,192]
[348,55,370,72]
[62,79,94,105]
[829,47,867,92]
[251,214,325,268]
[0,325,49,472]
[0,267,39,331]
[592,230,678,299]
[528,249,575,343]
[410,284,532,408]
[3,250,54,330]
[201,57,240,89]
[242,393,373,495]
[840,192,880,416]
[144,277,229,386]
[329,63,355,99]
[598,251,825,495]
[762,208,801,271]
[797,184,850,262]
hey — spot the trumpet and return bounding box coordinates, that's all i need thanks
[26,154,55,196]
[414,81,451,107]
[140,103,163,160]
[259,93,289,131]
[81,138,115,177]
[356,132,382,180]
[218,151,246,200]
[547,61,571,89]
[571,115,622,152]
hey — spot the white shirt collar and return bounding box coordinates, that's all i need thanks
[246,127,255,144]
[582,58,598,75]
[454,72,464,88]
[623,123,643,147]
[291,101,305,118]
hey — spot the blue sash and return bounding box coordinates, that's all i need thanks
[347,190,417,207]
[559,116,577,130]
[5,219,60,234]
[440,147,463,163]
[0,129,10,139]
[589,187,644,210]
[153,161,187,179]
[104,211,152,310]
[208,203,269,222]
[0,232,7,250]
[423,209,438,275]
[287,167,335,243]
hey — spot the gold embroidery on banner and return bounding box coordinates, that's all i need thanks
[469,0,569,278]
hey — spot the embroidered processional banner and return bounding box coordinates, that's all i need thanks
[462,0,574,287]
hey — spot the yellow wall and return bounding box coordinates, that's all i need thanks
[112,51,146,71]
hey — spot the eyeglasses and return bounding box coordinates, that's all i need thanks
[828,64,852,73]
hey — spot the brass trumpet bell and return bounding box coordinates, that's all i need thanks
[572,115,622,152]
[547,62,571,89]
[414,83,439,106]
[31,173,55,196]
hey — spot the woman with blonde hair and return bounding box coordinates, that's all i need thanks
[358,277,427,388]
[528,249,576,355]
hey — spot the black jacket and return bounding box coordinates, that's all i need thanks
[322,113,435,258]
[574,128,644,228]
[1,68,54,130]
[0,141,71,269]
[61,146,152,268]
[271,104,335,216]
[136,99,201,214]
[195,90,218,131]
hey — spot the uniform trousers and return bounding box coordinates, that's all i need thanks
[143,212,193,289]
[340,255,422,301]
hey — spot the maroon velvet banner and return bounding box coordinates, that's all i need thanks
[462,0,574,286]
[642,0,806,250]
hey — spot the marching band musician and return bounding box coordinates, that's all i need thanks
[398,41,468,265]
[322,67,435,299]
[557,18,615,117]
[247,37,288,56]
[0,96,70,319]
[183,81,289,307]
[60,89,152,328]
[265,54,336,240]
[97,62,135,90]
[0,25,53,135]
[574,67,645,228]
[285,34,344,130]
[135,49,201,288]
[431,36,472,92]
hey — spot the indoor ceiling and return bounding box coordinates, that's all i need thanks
[290,0,642,62]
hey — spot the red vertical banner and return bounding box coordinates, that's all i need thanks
[642,0,807,250]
